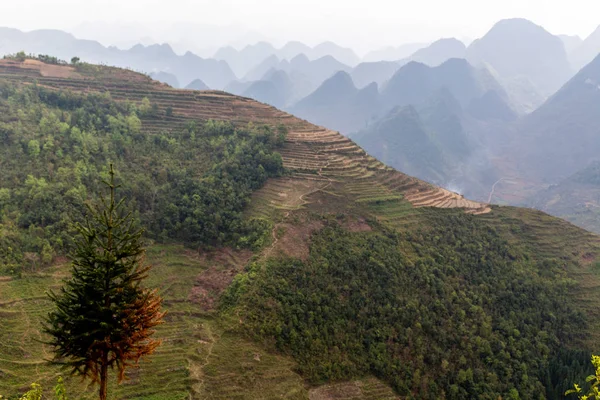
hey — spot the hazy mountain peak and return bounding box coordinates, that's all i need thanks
[571,25,600,71]
[290,53,310,66]
[559,34,583,54]
[466,17,572,96]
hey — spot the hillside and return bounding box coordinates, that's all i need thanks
[511,54,600,183]
[530,162,600,233]
[1,58,600,399]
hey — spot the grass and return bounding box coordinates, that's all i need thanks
[0,244,309,399]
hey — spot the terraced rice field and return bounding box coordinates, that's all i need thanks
[0,59,491,227]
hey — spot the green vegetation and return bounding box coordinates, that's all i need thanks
[566,355,600,399]
[0,80,285,274]
[225,214,590,399]
[44,167,164,400]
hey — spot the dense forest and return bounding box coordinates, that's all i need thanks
[0,80,286,274]
[223,213,592,399]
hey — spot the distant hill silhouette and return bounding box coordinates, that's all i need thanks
[559,34,583,55]
[381,58,510,115]
[410,38,466,66]
[241,54,352,100]
[351,61,401,88]
[466,19,573,99]
[351,103,453,185]
[0,27,236,89]
[150,71,180,88]
[241,69,294,108]
[290,58,512,136]
[363,43,428,62]
[570,25,600,71]
[244,54,281,81]
[212,40,359,78]
[185,79,209,90]
[213,41,276,78]
[311,41,360,66]
[530,161,600,233]
[290,71,381,133]
[351,87,501,192]
[514,54,600,182]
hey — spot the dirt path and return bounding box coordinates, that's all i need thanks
[487,178,513,204]
[189,322,217,398]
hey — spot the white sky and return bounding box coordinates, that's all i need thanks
[2,0,599,54]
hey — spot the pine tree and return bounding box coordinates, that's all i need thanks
[44,165,165,400]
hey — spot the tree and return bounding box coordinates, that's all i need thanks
[43,164,165,400]
[71,57,80,65]
[567,355,600,399]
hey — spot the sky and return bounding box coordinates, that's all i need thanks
[2,0,599,55]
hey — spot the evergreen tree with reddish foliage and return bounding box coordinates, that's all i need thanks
[44,165,165,400]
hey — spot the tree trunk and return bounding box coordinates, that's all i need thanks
[99,352,108,400]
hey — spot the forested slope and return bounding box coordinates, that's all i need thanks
[1,57,599,399]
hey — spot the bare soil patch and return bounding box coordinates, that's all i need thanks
[23,59,81,79]
[189,248,252,311]
[343,217,372,233]
[271,220,324,261]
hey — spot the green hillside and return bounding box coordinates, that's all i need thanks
[1,57,600,399]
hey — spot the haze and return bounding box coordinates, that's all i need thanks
[2,0,599,55]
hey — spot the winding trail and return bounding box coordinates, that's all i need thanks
[487,178,514,204]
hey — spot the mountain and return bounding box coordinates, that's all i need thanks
[559,34,583,55]
[0,27,236,89]
[351,61,401,88]
[150,71,180,88]
[213,41,360,78]
[291,58,513,136]
[350,88,493,190]
[351,105,448,184]
[213,41,276,78]
[530,161,600,233]
[289,54,352,86]
[512,54,600,183]
[466,18,573,97]
[224,79,254,96]
[243,54,281,81]
[381,58,511,115]
[311,41,360,66]
[362,42,428,62]
[185,78,209,90]
[571,25,600,71]
[279,41,312,60]
[225,54,352,105]
[241,69,294,108]
[1,56,600,400]
[289,71,381,133]
[410,38,466,66]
